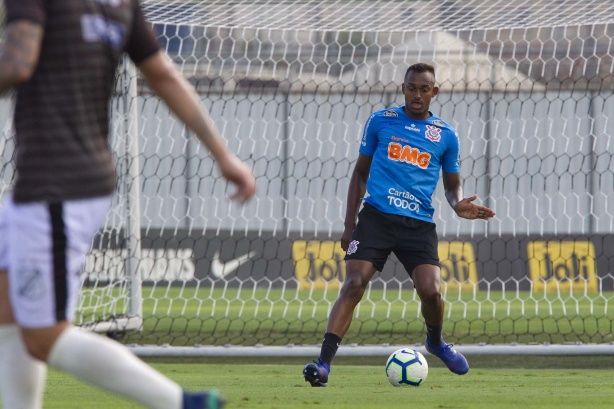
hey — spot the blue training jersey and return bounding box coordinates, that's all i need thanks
[359,106,460,223]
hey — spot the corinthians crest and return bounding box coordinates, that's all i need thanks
[425,125,441,142]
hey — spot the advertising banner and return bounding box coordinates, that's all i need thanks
[86,230,614,291]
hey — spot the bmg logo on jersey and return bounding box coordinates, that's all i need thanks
[387,142,431,169]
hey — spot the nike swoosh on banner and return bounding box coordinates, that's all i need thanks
[210,250,256,279]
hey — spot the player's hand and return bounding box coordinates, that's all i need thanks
[217,154,256,204]
[454,195,495,220]
[340,225,355,251]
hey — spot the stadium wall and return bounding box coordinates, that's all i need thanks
[124,90,614,236]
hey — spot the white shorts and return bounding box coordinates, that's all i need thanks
[0,194,112,328]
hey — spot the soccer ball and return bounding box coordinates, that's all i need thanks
[385,348,428,387]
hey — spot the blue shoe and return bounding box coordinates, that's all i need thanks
[425,337,469,375]
[182,390,225,409]
[303,358,330,387]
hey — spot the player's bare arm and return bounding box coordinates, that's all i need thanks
[341,153,372,250]
[0,19,43,333]
[137,51,256,203]
[442,172,495,220]
[0,20,43,93]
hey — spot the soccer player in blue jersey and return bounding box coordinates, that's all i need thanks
[303,63,495,387]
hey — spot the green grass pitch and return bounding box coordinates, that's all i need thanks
[60,286,614,407]
[41,356,614,408]
[77,287,614,346]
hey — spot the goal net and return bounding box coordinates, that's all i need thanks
[1,0,614,355]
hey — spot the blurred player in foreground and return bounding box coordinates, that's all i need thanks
[0,1,255,408]
[304,63,495,387]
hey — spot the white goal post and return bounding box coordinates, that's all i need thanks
[2,0,614,356]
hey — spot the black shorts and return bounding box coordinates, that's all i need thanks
[344,203,440,276]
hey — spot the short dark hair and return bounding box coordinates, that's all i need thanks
[404,63,435,81]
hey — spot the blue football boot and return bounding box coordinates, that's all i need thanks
[182,390,225,409]
[303,358,330,387]
[425,337,469,375]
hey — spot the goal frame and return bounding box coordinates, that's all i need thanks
[69,0,614,357]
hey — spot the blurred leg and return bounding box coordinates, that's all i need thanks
[21,323,184,409]
[0,271,47,409]
[11,196,185,409]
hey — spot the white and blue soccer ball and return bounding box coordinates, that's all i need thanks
[385,348,428,387]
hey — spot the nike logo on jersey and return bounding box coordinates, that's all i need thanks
[210,251,256,278]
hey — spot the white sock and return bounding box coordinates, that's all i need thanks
[48,326,183,409]
[0,324,47,409]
